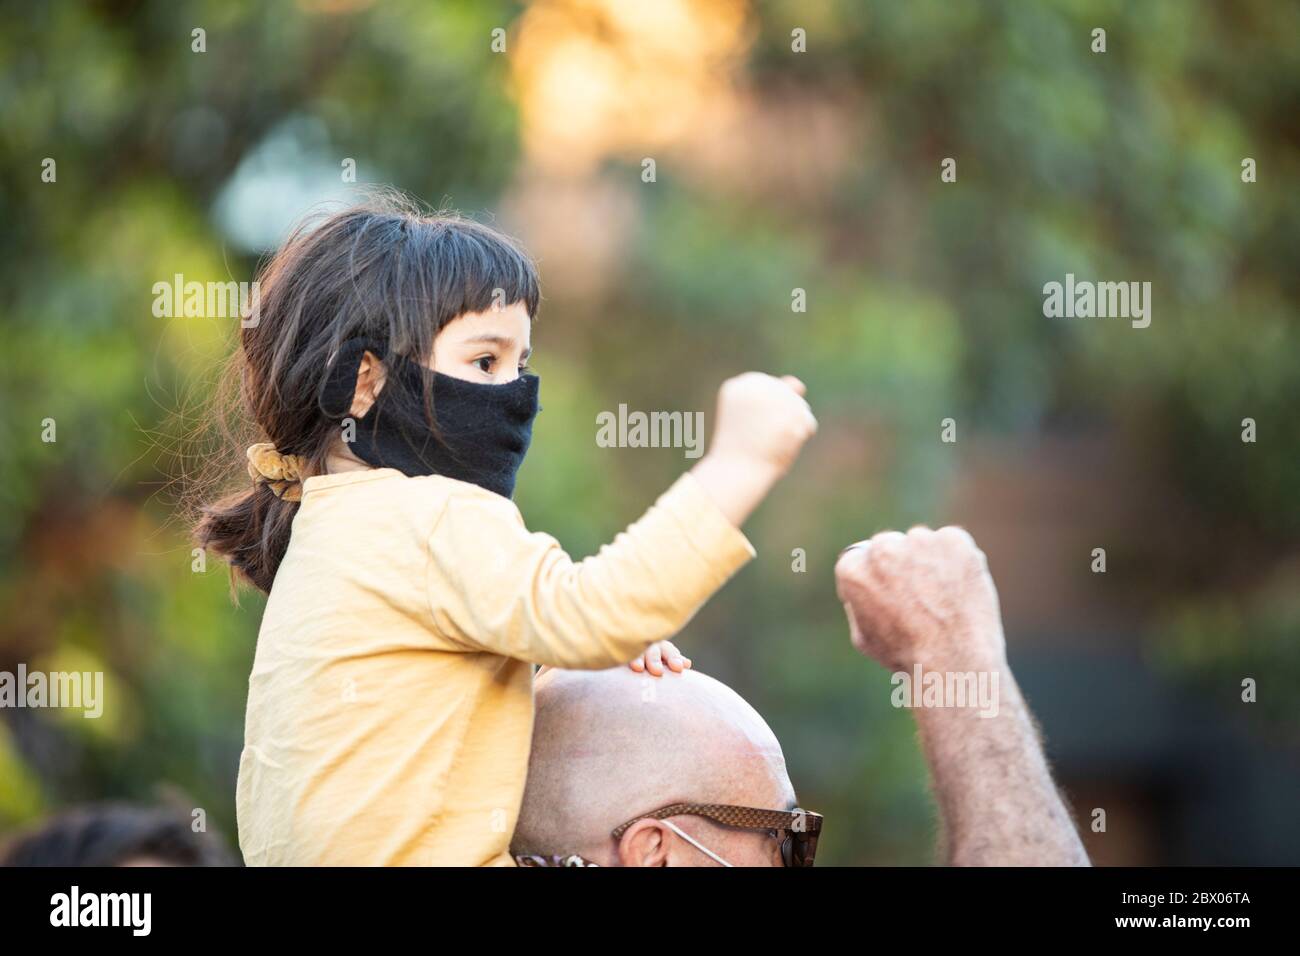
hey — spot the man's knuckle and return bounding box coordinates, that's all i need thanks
[937,525,975,545]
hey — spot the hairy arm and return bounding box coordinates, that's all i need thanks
[912,659,1089,865]
[835,526,1090,866]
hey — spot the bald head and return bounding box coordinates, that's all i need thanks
[514,667,795,866]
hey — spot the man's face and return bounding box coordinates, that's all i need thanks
[698,820,787,867]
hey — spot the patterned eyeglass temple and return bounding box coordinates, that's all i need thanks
[611,803,823,867]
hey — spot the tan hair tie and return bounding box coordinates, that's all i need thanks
[246,443,308,502]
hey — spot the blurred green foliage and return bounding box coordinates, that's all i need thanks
[0,0,1296,863]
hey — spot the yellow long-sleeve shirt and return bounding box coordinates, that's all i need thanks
[235,467,754,866]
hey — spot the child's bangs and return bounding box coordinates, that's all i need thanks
[372,214,541,365]
[420,219,541,327]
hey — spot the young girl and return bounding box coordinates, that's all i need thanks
[197,196,816,866]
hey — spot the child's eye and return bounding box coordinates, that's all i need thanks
[519,362,532,374]
[475,356,495,373]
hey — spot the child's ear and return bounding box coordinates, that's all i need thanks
[351,351,388,417]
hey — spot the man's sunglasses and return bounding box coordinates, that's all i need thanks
[611,803,823,867]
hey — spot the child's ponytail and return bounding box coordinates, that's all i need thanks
[195,441,314,593]
[196,480,301,595]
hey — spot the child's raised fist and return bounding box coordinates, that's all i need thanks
[709,372,817,479]
[689,373,817,528]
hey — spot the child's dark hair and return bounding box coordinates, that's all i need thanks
[192,191,540,594]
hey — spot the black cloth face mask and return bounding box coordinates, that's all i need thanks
[319,338,540,499]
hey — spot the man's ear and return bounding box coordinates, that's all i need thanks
[616,820,672,867]
[350,350,387,417]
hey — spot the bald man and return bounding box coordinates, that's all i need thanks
[512,525,1090,867]
[515,666,801,866]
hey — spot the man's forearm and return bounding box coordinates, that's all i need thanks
[912,660,1090,866]
[835,526,1091,865]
